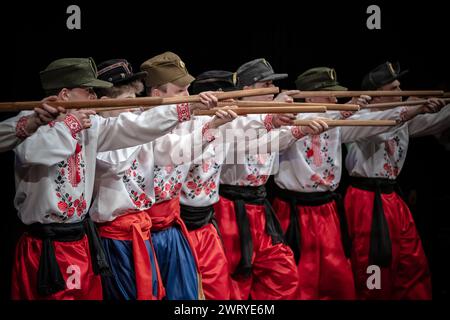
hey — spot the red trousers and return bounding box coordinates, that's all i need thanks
[11,234,102,300]
[345,186,432,300]
[214,196,298,300]
[272,197,355,300]
[188,223,232,299]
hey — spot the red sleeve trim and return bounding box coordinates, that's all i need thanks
[15,116,31,140]
[177,103,191,122]
[291,126,306,139]
[63,114,83,137]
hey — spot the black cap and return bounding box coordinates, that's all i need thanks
[97,59,147,85]
[361,61,408,90]
[236,58,288,89]
[191,70,237,94]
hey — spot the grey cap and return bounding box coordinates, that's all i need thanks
[236,58,288,88]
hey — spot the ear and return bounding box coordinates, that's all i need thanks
[243,85,252,91]
[305,97,313,103]
[58,88,70,101]
[151,88,160,97]
[100,96,108,99]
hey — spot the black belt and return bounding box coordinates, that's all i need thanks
[219,184,284,279]
[275,185,352,264]
[180,204,218,230]
[27,217,111,296]
[349,177,395,267]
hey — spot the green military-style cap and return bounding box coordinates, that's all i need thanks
[295,67,347,91]
[40,57,113,91]
[140,51,195,88]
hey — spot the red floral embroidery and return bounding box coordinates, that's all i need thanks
[177,103,191,122]
[51,143,86,222]
[154,165,185,202]
[242,155,272,186]
[15,116,31,140]
[377,135,403,179]
[183,162,221,200]
[309,169,336,188]
[122,159,153,210]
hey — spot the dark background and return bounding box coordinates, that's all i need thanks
[0,0,449,302]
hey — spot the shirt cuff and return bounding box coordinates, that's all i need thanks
[202,122,217,143]
[177,103,191,122]
[263,114,274,132]
[291,126,306,139]
[15,116,32,140]
[63,114,83,137]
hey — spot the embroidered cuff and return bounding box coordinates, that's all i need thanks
[63,114,83,137]
[339,111,353,119]
[177,103,191,122]
[202,122,216,143]
[15,116,32,140]
[399,107,409,123]
[291,126,306,140]
[263,114,274,132]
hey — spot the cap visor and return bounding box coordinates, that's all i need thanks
[395,70,409,81]
[172,74,195,87]
[322,84,348,91]
[259,73,289,82]
[83,78,113,88]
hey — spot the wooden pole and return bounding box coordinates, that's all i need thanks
[365,97,450,109]
[194,106,327,116]
[293,119,397,127]
[0,87,280,112]
[291,90,444,99]
[217,100,360,111]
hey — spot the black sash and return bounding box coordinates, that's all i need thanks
[180,204,219,231]
[27,217,111,296]
[275,185,352,264]
[219,184,284,280]
[349,177,395,267]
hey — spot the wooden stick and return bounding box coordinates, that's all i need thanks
[194,106,327,116]
[217,100,360,111]
[293,119,397,127]
[364,97,450,109]
[291,90,444,99]
[0,87,280,112]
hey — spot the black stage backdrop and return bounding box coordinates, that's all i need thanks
[0,0,449,309]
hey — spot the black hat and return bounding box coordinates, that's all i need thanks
[295,67,348,91]
[191,70,237,94]
[236,58,288,89]
[361,61,408,90]
[97,59,147,85]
